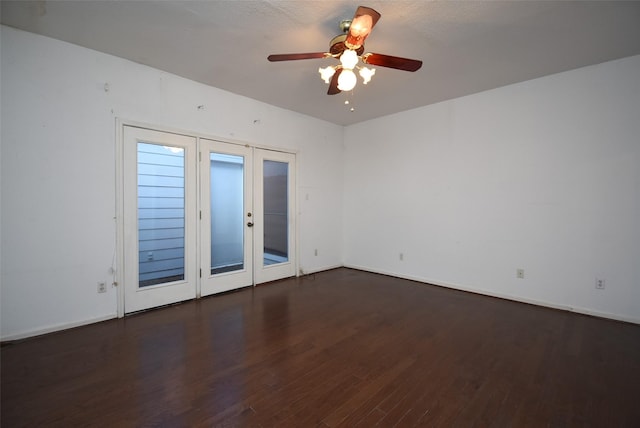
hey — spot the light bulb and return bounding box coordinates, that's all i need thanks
[340,49,359,70]
[318,66,336,84]
[345,14,374,49]
[337,69,357,91]
[359,67,376,84]
[350,15,373,39]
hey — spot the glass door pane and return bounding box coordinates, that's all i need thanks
[210,153,244,275]
[263,160,289,266]
[137,143,185,287]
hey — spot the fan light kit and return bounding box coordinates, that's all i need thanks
[268,5,422,95]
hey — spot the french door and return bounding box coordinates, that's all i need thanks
[200,139,297,295]
[122,126,296,313]
[200,140,253,295]
[252,148,297,284]
[123,126,198,313]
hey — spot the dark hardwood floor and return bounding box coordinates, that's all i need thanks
[2,268,639,427]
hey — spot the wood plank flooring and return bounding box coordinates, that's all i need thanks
[2,268,640,427]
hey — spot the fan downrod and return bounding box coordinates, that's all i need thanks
[339,20,352,33]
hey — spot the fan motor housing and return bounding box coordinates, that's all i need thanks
[329,34,365,56]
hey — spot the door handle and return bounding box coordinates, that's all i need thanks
[247,222,254,227]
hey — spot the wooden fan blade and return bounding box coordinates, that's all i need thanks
[362,53,423,72]
[328,68,342,95]
[345,6,381,50]
[268,52,328,61]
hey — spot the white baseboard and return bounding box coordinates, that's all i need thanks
[1,314,117,342]
[344,264,640,325]
[299,264,343,276]
[5,265,636,342]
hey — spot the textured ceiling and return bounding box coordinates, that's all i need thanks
[3,1,640,126]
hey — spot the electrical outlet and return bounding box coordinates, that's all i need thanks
[314,249,318,256]
[517,269,525,279]
[399,252,404,261]
[595,278,605,289]
[97,282,107,293]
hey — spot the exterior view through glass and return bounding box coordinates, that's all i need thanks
[210,153,245,275]
[263,160,289,265]
[137,143,186,287]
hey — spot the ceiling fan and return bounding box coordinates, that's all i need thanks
[268,5,422,95]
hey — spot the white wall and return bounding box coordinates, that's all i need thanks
[0,26,344,340]
[344,55,640,323]
[3,25,638,340]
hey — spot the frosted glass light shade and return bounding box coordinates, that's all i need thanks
[318,66,336,84]
[337,69,357,91]
[359,67,375,84]
[340,49,359,70]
